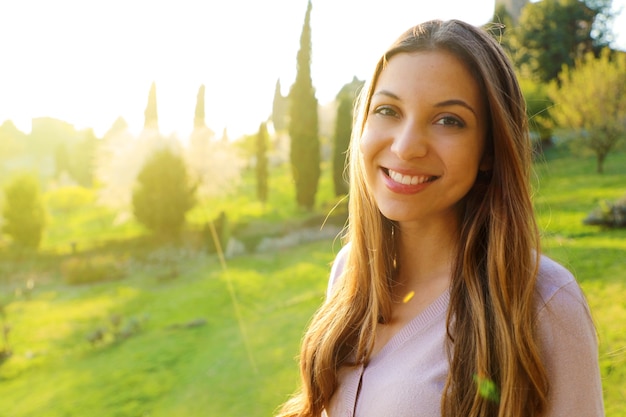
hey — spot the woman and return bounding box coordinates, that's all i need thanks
[277,19,603,417]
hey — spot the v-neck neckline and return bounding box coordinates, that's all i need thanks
[368,288,450,367]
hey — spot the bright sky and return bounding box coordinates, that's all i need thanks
[1,0,625,140]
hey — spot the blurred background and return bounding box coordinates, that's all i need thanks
[0,0,625,416]
[1,0,624,139]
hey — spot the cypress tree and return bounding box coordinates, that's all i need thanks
[272,79,288,132]
[288,0,319,210]
[333,76,364,197]
[144,81,159,130]
[194,84,206,128]
[221,128,229,143]
[256,122,269,204]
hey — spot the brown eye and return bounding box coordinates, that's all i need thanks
[374,106,399,118]
[435,116,465,128]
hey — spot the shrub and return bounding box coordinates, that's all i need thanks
[61,255,126,285]
[0,298,11,367]
[132,149,196,238]
[45,186,95,214]
[1,173,46,250]
[583,196,626,228]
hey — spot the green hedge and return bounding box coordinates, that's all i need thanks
[61,255,126,285]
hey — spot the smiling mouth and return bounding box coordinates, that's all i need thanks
[384,168,439,185]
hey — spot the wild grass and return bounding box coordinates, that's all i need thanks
[0,240,339,417]
[0,149,624,416]
[534,147,626,416]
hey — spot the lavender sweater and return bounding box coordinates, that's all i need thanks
[323,244,604,417]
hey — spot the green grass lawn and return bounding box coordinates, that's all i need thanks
[0,240,341,417]
[0,149,624,416]
[534,148,626,416]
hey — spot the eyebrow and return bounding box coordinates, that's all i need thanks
[373,90,478,118]
[373,90,400,100]
[435,99,478,118]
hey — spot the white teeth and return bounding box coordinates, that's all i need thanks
[388,169,432,185]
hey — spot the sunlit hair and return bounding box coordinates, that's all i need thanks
[277,19,547,417]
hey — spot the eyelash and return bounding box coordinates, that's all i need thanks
[435,116,465,128]
[373,105,466,129]
[373,105,398,118]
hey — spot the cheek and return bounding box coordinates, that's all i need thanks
[358,139,373,174]
[357,135,380,191]
[454,135,487,170]
[438,139,485,181]
[358,123,385,161]
[358,127,373,157]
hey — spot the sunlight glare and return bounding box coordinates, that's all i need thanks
[0,0,624,140]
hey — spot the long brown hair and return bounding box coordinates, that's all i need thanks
[277,19,547,417]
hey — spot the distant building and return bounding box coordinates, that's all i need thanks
[495,0,529,22]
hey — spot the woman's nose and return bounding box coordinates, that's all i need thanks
[390,121,428,160]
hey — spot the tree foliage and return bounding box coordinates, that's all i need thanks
[515,0,612,82]
[272,79,288,132]
[0,120,24,161]
[1,173,46,250]
[548,48,626,173]
[72,129,99,187]
[144,81,159,130]
[332,77,364,197]
[288,0,320,210]
[52,128,98,187]
[256,122,269,204]
[194,84,206,129]
[489,3,517,58]
[585,0,615,45]
[132,149,196,237]
[185,128,244,201]
[96,128,181,209]
[54,143,72,180]
[518,77,554,146]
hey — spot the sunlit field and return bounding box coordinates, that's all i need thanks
[534,148,626,416]
[0,149,624,416]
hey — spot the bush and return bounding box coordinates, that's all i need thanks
[45,186,95,214]
[1,173,46,250]
[132,149,196,238]
[0,298,11,367]
[584,196,626,228]
[61,255,126,285]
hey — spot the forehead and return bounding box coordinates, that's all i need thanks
[374,51,483,107]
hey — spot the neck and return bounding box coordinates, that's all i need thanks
[394,217,459,291]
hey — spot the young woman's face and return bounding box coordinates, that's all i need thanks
[360,50,488,227]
